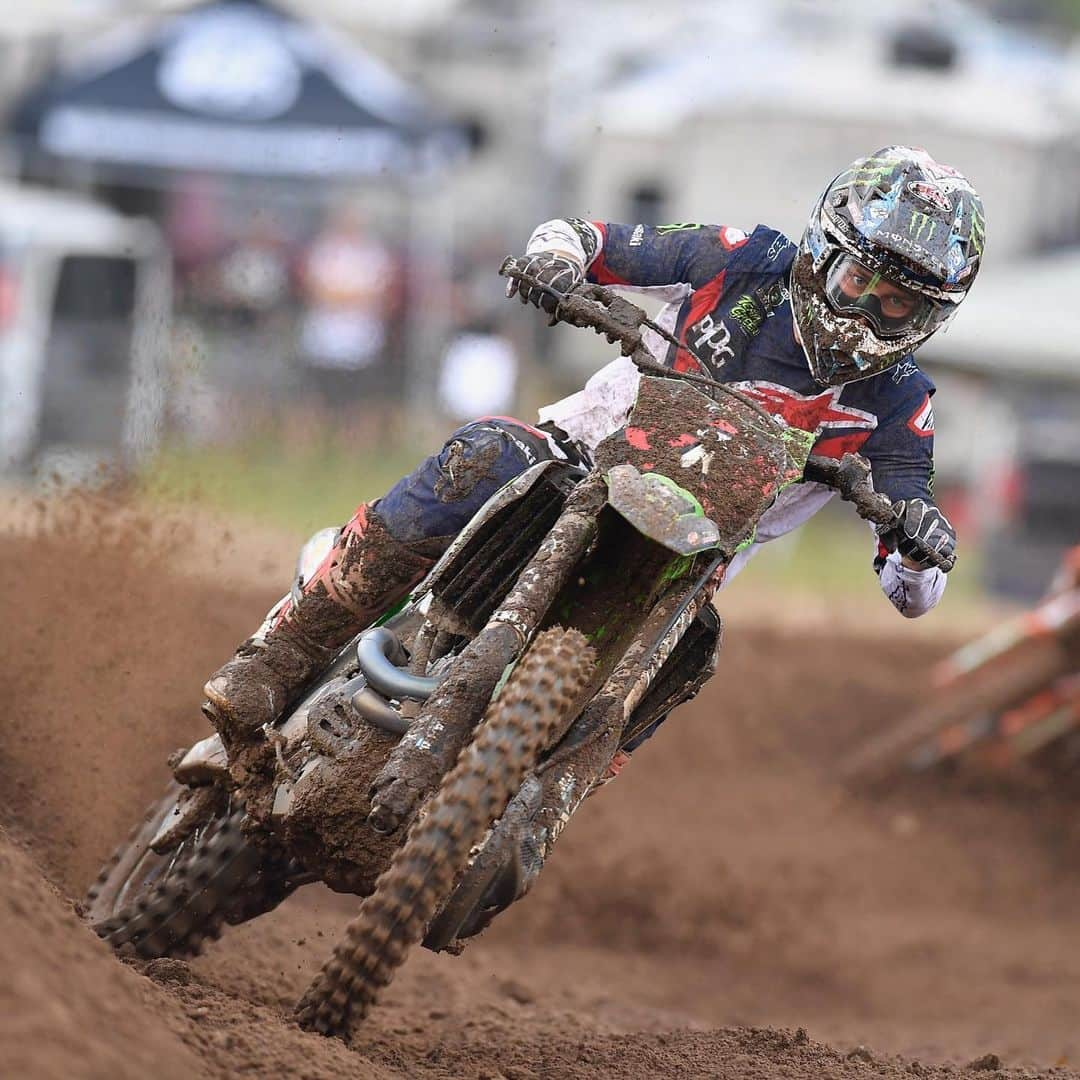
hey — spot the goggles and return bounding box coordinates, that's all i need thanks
[823,255,949,339]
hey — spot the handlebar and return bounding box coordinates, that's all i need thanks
[500,260,956,574]
[500,259,782,430]
[803,454,956,573]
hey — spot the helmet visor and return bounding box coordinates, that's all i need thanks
[823,255,948,339]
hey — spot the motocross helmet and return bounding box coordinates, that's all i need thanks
[791,146,985,386]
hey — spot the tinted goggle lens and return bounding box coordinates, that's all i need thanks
[824,256,942,338]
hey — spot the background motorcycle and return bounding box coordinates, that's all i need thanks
[842,545,1080,782]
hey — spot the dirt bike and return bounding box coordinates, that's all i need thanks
[841,547,1080,783]
[85,262,954,1039]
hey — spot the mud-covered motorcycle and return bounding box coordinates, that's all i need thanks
[86,263,954,1038]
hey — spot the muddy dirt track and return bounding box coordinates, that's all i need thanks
[3,502,1080,1079]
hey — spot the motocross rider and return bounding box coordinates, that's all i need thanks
[202,146,983,892]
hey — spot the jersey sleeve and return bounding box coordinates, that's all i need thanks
[588,222,755,289]
[526,218,752,291]
[861,367,948,617]
[860,369,937,504]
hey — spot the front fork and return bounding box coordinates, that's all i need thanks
[534,567,719,841]
[367,475,610,835]
[422,568,722,951]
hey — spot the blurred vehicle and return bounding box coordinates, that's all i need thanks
[843,545,1080,783]
[0,183,171,481]
[982,408,1080,601]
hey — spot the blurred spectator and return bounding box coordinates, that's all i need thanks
[297,206,397,404]
[451,230,513,330]
[437,318,519,421]
[215,220,292,319]
[435,236,521,420]
[167,175,227,287]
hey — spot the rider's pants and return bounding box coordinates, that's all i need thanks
[375,416,562,558]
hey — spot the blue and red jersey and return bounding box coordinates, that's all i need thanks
[582,220,937,506]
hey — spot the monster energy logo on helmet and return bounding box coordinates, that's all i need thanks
[969,204,986,257]
[827,146,984,299]
[833,156,897,194]
[909,211,937,243]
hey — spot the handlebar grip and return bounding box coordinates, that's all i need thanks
[891,533,957,574]
[866,500,956,573]
[804,455,956,573]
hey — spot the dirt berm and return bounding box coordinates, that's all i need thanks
[3,500,1079,1078]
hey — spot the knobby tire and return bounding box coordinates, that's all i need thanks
[294,626,595,1038]
[87,784,280,959]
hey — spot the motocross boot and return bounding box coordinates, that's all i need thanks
[202,504,433,742]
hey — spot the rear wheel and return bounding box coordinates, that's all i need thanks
[294,626,596,1037]
[87,783,297,958]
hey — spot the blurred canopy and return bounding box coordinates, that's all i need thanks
[10,0,465,183]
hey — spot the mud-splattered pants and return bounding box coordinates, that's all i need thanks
[374,416,567,558]
[369,415,708,753]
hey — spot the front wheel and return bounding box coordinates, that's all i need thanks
[87,783,297,958]
[294,626,596,1037]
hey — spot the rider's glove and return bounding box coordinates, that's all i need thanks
[504,252,584,315]
[877,497,956,571]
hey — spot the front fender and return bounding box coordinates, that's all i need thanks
[594,376,814,553]
[604,464,721,556]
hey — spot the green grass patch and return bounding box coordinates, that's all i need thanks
[142,437,423,534]
[142,440,984,605]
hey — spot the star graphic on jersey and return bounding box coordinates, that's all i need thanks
[729,380,879,459]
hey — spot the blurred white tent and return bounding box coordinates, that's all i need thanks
[923,252,1080,381]
[527,0,1080,388]
[571,1,1079,256]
